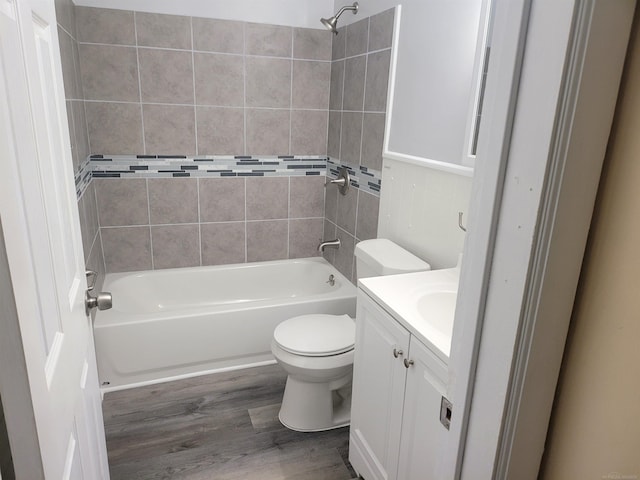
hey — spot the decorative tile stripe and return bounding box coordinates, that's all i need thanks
[326,158,382,197]
[75,155,382,200]
[75,156,93,200]
[89,155,328,179]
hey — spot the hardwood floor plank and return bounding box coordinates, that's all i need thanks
[103,365,358,479]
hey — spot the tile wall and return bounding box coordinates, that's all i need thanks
[95,175,325,272]
[74,6,332,156]
[55,4,393,280]
[55,0,106,289]
[322,9,395,282]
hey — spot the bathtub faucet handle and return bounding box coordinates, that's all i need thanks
[318,239,341,252]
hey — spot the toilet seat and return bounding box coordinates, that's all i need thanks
[273,314,354,357]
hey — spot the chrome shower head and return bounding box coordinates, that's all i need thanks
[321,2,359,35]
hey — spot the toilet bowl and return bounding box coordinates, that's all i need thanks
[272,239,431,432]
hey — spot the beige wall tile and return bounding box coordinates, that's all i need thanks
[361,112,385,171]
[336,185,358,236]
[247,220,288,262]
[331,26,346,60]
[192,18,244,54]
[324,182,339,224]
[143,104,196,155]
[368,9,395,52]
[201,222,245,266]
[246,177,288,220]
[245,23,292,57]
[290,110,328,155]
[246,109,290,155]
[293,28,332,60]
[364,50,391,112]
[135,12,191,50]
[196,107,244,155]
[356,191,379,241]
[139,48,194,104]
[76,6,135,45]
[95,178,149,227]
[194,53,244,107]
[79,44,139,102]
[343,55,366,111]
[85,102,143,154]
[340,112,363,166]
[199,177,245,223]
[289,176,325,218]
[101,226,152,273]
[148,178,198,224]
[151,225,200,269]
[292,60,330,109]
[289,218,323,258]
[346,18,369,57]
[327,111,341,159]
[245,57,292,108]
[329,60,345,110]
[58,27,77,99]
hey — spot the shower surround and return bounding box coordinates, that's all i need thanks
[56,3,393,282]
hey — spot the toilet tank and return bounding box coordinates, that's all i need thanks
[354,239,431,279]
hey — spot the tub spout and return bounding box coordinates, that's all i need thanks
[318,239,341,252]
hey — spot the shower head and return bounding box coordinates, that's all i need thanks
[321,2,359,35]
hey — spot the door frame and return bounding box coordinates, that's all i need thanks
[448,0,636,478]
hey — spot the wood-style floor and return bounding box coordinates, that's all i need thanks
[102,364,358,480]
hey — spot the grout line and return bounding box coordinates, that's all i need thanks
[133,12,146,154]
[97,217,325,229]
[242,22,247,156]
[287,176,291,259]
[82,99,331,113]
[76,41,336,63]
[145,178,154,269]
[196,177,202,266]
[244,177,248,262]
[190,17,199,156]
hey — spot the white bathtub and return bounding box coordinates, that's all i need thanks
[94,257,356,391]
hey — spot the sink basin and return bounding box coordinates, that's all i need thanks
[415,291,457,337]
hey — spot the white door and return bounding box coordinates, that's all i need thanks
[0,0,109,478]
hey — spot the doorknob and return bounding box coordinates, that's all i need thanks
[393,348,403,358]
[403,358,414,368]
[85,271,112,316]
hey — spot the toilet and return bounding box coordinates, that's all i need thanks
[271,239,431,432]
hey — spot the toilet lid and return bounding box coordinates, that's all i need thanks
[274,314,355,357]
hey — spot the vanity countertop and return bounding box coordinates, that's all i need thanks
[358,267,459,363]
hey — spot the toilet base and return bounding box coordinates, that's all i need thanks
[278,375,352,432]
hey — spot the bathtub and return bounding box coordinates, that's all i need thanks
[94,257,356,391]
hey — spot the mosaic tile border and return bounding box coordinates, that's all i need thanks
[75,156,93,199]
[75,155,382,200]
[327,158,382,197]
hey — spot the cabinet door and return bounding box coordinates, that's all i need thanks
[397,336,449,480]
[350,291,410,480]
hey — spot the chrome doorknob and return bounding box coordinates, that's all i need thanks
[85,290,112,316]
[404,358,414,368]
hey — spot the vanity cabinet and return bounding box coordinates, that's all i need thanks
[349,290,449,480]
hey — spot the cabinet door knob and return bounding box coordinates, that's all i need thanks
[393,348,403,358]
[404,358,414,368]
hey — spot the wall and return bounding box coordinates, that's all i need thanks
[69,6,333,272]
[322,8,394,282]
[74,0,334,29]
[55,0,105,288]
[336,0,485,166]
[378,159,471,269]
[539,8,640,479]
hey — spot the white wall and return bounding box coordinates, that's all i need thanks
[378,158,472,269]
[73,0,335,29]
[338,0,485,166]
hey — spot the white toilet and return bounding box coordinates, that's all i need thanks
[271,239,431,432]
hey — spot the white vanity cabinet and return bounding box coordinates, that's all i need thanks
[349,289,449,480]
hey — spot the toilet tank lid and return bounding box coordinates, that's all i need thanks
[355,239,431,274]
